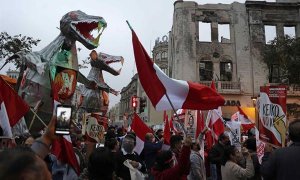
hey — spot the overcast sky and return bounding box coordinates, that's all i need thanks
[1,0,276,108]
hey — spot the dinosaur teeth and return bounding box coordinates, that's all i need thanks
[92,33,101,45]
[120,57,124,65]
[98,22,102,33]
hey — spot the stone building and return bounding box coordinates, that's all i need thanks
[168,0,300,119]
[118,74,138,125]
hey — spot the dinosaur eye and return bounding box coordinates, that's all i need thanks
[69,12,78,20]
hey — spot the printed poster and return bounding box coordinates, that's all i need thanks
[258,86,287,147]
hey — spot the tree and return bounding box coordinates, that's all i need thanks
[263,35,300,85]
[0,32,40,68]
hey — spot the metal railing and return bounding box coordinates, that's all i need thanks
[199,81,241,94]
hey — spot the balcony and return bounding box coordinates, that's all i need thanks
[199,81,242,94]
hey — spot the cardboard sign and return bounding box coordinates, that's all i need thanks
[258,86,287,147]
[184,110,197,139]
[86,117,105,143]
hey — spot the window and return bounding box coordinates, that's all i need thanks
[161,52,168,59]
[218,24,230,43]
[161,68,168,74]
[269,64,280,83]
[199,61,213,81]
[155,53,160,61]
[284,26,296,37]
[264,25,276,44]
[220,61,232,81]
[199,22,211,42]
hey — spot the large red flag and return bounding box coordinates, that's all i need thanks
[0,76,29,137]
[131,113,153,154]
[131,30,225,111]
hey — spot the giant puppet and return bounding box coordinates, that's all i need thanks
[5,11,120,129]
[77,50,123,129]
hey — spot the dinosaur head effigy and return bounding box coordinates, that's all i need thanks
[89,50,124,76]
[60,10,107,49]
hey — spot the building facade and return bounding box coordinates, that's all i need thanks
[169,0,300,120]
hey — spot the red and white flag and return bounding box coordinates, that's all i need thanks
[131,113,153,155]
[51,83,80,175]
[206,81,225,141]
[231,106,255,132]
[131,30,225,111]
[0,76,29,138]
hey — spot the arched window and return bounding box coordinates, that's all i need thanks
[199,61,213,81]
[161,52,168,59]
[220,60,232,81]
[155,53,160,61]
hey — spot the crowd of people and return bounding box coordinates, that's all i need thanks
[0,116,300,180]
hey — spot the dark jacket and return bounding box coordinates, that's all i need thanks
[152,145,191,180]
[208,143,227,166]
[261,142,300,180]
[115,150,146,180]
[142,141,163,171]
[208,142,227,180]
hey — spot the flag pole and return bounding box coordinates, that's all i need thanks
[126,20,187,135]
[165,93,187,135]
[30,108,47,127]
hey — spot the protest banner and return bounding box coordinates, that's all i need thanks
[258,85,287,147]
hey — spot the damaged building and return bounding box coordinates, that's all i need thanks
[166,0,300,120]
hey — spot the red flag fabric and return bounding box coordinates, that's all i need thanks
[0,76,29,137]
[131,113,153,154]
[51,136,80,174]
[209,109,225,141]
[195,110,204,139]
[131,30,225,111]
[207,81,225,141]
[51,81,80,175]
[163,110,167,123]
[163,114,171,145]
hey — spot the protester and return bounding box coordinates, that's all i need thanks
[115,133,146,180]
[105,137,119,161]
[142,132,163,175]
[244,137,261,180]
[221,145,254,180]
[152,136,192,180]
[208,133,231,180]
[156,129,164,140]
[170,135,184,163]
[87,147,115,180]
[0,146,51,180]
[261,119,300,180]
[188,142,206,180]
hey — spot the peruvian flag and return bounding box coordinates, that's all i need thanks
[206,81,225,141]
[131,30,225,111]
[0,76,29,138]
[231,106,255,132]
[51,84,80,175]
[131,113,153,155]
